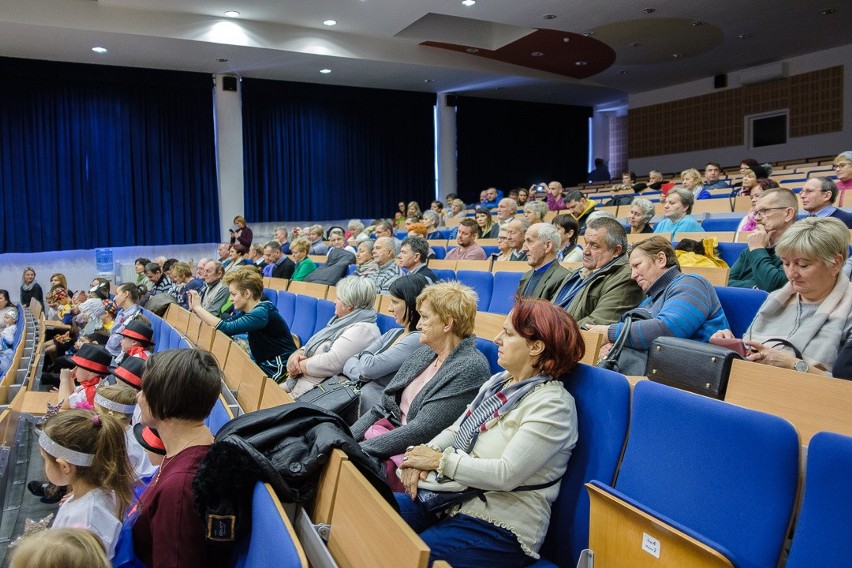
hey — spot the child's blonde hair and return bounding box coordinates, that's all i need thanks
[93,384,137,423]
[11,527,110,568]
[4,308,17,321]
[40,410,137,516]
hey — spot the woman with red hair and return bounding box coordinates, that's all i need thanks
[397,298,583,567]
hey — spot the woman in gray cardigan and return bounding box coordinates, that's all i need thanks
[351,282,490,469]
[342,275,429,416]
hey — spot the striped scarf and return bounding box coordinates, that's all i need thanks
[454,371,552,452]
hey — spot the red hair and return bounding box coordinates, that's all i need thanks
[510,297,585,377]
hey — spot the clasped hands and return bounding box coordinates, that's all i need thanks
[399,445,442,499]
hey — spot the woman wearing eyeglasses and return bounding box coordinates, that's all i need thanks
[833,151,852,206]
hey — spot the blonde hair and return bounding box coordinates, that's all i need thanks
[93,384,137,423]
[170,262,192,280]
[41,410,137,516]
[416,281,478,338]
[11,527,110,568]
[291,237,310,254]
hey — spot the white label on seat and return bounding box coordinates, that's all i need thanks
[642,533,661,558]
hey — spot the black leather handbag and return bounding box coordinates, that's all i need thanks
[646,336,743,399]
[297,376,361,425]
[596,308,653,376]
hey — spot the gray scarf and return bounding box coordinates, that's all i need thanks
[302,307,377,357]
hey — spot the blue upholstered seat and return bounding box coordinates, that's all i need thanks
[233,482,305,567]
[488,272,523,314]
[456,270,493,312]
[714,286,768,338]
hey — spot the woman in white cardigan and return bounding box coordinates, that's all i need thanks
[397,298,584,567]
[284,276,380,397]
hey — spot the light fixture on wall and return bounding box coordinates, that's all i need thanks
[92,46,108,54]
[224,10,240,17]
[320,68,332,74]
[323,20,337,26]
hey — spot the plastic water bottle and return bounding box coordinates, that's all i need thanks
[95,248,114,273]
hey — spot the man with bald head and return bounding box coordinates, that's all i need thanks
[496,198,518,229]
[368,236,402,294]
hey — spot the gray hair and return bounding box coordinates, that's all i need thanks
[510,217,531,232]
[422,210,440,225]
[309,224,325,237]
[4,308,18,321]
[263,240,281,252]
[776,217,849,268]
[500,197,518,210]
[348,220,365,233]
[376,236,400,255]
[274,226,289,237]
[530,222,562,250]
[335,275,377,310]
[587,210,616,222]
[586,216,628,253]
[524,200,548,221]
[667,187,695,214]
[329,228,345,238]
[631,197,655,222]
[401,236,430,263]
[357,239,374,253]
[835,151,852,164]
[812,176,840,203]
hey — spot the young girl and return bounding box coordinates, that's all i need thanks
[94,384,156,479]
[11,527,111,568]
[39,409,136,560]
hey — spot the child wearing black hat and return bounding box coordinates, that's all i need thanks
[58,343,112,411]
[114,319,154,365]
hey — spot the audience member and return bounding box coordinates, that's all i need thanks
[398,237,437,284]
[492,228,513,262]
[421,210,442,238]
[20,267,44,310]
[518,223,570,300]
[627,197,655,234]
[374,220,402,249]
[290,237,318,282]
[105,283,143,358]
[446,219,487,260]
[552,217,643,325]
[647,169,667,190]
[505,218,530,261]
[228,215,253,249]
[588,157,611,182]
[653,187,703,238]
[449,199,466,219]
[516,187,529,206]
[546,181,565,210]
[144,262,177,299]
[306,224,329,255]
[262,240,296,279]
[169,262,193,308]
[564,189,596,234]
[682,168,711,199]
[197,260,229,316]
[305,246,355,285]
[801,177,852,228]
[216,243,229,263]
[273,225,291,254]
[248,243,265,267]
[552,214,583,262]
[703,162,729,189]
[833,151,852,206]
[354,240,379,277]
[474,207,499,238]
[480,187,499,209]
[11,527,111,568]
[368,236,403,293]
[496,198,517,228]
[134,259,152,287]
[407,201,423,218]
[524,200,548,225]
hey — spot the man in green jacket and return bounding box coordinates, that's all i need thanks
[551,217,644,326]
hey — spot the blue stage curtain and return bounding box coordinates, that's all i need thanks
[0,57,218,253]
[455,97,592,204]
[241,79,436,222]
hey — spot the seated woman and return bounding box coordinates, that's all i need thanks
[354,240,379,276]
[343,275,429,414]
[397,298,582,567]
[680,168,711,200]
[552,214,583,262]
[223,243,253,273]
[189,269,296,382]
[627,197,655,234]
[653,187,703,239]
[491,228,513,262]
[449,199,467,219]
[350,282,490,483]
[133,349,226,568]
[516,187,529,207]
[524,200,548,225]
[290,237,317,281]
[587,236,729,356]
[712,217,852,374]
[422,210,443,239]
[284,276,381,397]
[474,207,499,238]
[169,262,193,309]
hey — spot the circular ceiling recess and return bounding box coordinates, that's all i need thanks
[591,18,724,64]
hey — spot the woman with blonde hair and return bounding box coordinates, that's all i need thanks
[290,237,317,281]
[680,168,710,200]
[229,215,253,249]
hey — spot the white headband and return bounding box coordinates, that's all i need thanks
[38,430,95,467]
[94,393,136,415]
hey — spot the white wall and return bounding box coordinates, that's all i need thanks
[627,43,852,174]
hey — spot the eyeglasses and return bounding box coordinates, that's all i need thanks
[753,206,788,218]
[496,236,507,241]
[834,162,852,169]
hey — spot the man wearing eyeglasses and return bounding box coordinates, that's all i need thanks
[729,188,798,292]
[800,177,852,229]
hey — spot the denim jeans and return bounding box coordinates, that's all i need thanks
[395,493,532,568]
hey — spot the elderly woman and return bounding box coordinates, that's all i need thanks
[474,207,499,239]
[350,282,490,480]
[681,168,710,200]
[552,214,583,262]
[713,217,852,374]
[284,276,380,397]
[397,298,582,566]
[587,236,729,362]
[422,210,443,239]
[229,215,253,249]
[492,228,513,262]
[133,349,226,568]
[20,267,44,310]
[834,151,852,206]
[524,200,548,225]
[653,187,703,238]
[627,197,655,234]
[449,199,466,219]
[190,270,296,381]
[290,237,317,281]
[343,275,430,414]
[354,240,379,277]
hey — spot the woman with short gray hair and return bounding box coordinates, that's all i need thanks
[627,197,655,234]
[524,200,548,225]
[653,187,702,238]
[284,276,381,397]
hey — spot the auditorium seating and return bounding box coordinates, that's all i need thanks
[714,286,767,337]
[233,482,307,568]
[489,272,524,313]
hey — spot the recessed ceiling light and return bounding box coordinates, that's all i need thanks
[423,79,433,83]
[461,0,476,6]
[323,20,337,26]
[691,20,705,26]
[630,42,642,47]
[563,37,571,43]
[582,31,594,37]
[91,46,108,54]
[542,14,556,20]
[531,51,544,57]
[217,58,229,62]
[819,8,837,15]
[672,53,683,59]
[320,68,332,74]
[619,70,629,75]
[575,60,587,66]
[466,47,479,53]
[224,10,240,17]
[738,33,752,39]
[642,7,656,14]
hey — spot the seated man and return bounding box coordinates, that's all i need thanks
[703,162,729,189]
[368,236,403,294]
[588,158,611,182]
[373,220,402,249]
[564,189,597,234]
[729,188,798,292]
[496,197,518,229]
[480,187,501,210]
[647,169,667,190]
[801,177,852,228]
[445,219,487,260]
[200,260,230,316]
[504,218,530,261]
[398,236,437,284]
[262,240,296,279]
[551,217,644,326]
[546,181,565,211]
[144,262,177,299]
[517,223,570,300]
[273,225,292,255]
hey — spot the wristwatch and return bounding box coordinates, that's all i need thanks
[794,359,809,373]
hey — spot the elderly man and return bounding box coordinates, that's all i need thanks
[551,217,643,326]
[504,218,530,261]
[273,226,291,254]
[800,177,852,228]
[369,236,403,294]
[517,223,570,300]
[398,236,437,284]
[217,243,230,262]
[496,197,518,229]
[374,220,402,248]
[703,162,729,189]
[546,181,565,211]
[648,170,666,190]
[199,260,229,316]
[564,189,597,234]
[262,240,296,279]
[306,225,329,255]
[446,219,487,260]
[729,188,799,292]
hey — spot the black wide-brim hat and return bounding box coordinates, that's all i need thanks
[70,343,112,376]
[119,319,155,346]
[133,423,166,456]
[111,356,146,390]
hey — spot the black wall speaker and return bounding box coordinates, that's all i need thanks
[222,76,238,92]
[446,95,458,107]
[713,74,728,89]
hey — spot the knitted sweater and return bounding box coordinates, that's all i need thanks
[351,337,490,459]
[609,267,729,349]
[728,246,787,292]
